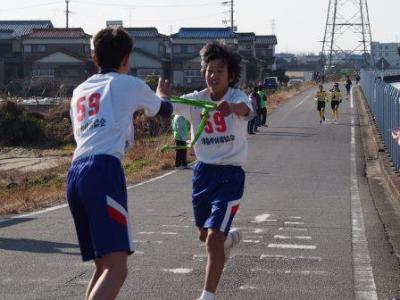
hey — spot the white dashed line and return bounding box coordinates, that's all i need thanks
[268,243,316,250]
[162,268,192,274]
[273,235,312,240]
[288,216,302,220]
[279,227,308,232]
[239,285,258,290]
[251,268,327,276]
[161,224,190,228]
[260,254,322,261]
[252,214,271,223]
[284,221,305,226]
[137,232,177,235]
[243,239,261,243]
[134,240,163,244]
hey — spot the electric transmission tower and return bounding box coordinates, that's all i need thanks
[321,0,374,72]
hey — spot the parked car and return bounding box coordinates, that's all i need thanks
[263,77,279,91]
[287,78,304,87]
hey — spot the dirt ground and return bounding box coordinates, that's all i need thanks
[0,147,71,172]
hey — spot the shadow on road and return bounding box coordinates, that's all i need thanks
[0,217,36,229]
[0,237,79,255]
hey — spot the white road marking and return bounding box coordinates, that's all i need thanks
[162,268,192,274]
[268,243,316,250]
[134,251,144,255]
[137,231,177,235]
[260,254,322,261]
[252,214,271,223]
[288,216,302,220]
[279,227,307,232]
[243,239,260,243]
[239,285,258,290]
[294,95,309,108]
[161,224,190,228]
[134,240,163,244]
[350,88,378,300]
[273,235,312,240]
[251,268,328,276]
[0,169,179,223]
[284,221,305,226]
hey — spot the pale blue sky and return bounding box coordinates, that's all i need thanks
[0,0,398,53]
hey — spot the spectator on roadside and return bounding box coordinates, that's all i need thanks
[257,85,268,127]
[247,87,259,134]
[171,114,190,169]
[356,73,361,85]
[253,86,262,132]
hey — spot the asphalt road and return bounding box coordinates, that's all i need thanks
[1,85,399,300]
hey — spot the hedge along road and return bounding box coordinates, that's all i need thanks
[0,85,399,299]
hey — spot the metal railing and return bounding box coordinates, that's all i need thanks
[360,69,400,171]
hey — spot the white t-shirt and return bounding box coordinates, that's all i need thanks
[70,72,161,161]
[173,88,252,166]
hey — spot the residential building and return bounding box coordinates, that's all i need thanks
[170,27,238,89]
[255,35,278,74]
[124,27,170,80]
[371,42,400,69]
[0,20,53,90]
[21,28,92,93]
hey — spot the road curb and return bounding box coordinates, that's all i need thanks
[355,86,400,259]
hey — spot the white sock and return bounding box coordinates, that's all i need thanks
[199,290,215,300]
[224,232,233,249]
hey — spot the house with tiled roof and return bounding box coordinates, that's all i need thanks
[255,35,278,73]
[170,27,239,89]
[124,27,170,79]
[0,20,53,90]
[21,28,93,92]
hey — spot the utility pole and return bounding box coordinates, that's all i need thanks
[230,0,234,32]
[271,19,276,35]
[221,0,235,31]
[65,0,70,29]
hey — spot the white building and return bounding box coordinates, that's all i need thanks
[371,42,400,69]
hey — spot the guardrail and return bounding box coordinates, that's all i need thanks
[360,69,400,171]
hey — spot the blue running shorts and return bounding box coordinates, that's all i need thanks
[192,162,245,235]
[66,154,134,261]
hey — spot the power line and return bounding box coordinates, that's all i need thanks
[73,0,218,8]
[1,2,59,12]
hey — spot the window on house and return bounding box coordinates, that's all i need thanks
[32,68,54,77]
[32,45,46,52]
[84,45,90,54]
[187,45,195,53]
[24,45,32,53]
[173,45,181,54]
[136,69,161,78]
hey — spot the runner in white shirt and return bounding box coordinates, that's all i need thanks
[173,41,252,300]
[66,28,172,300]
[175,87,250,166]
[71,73,163,161]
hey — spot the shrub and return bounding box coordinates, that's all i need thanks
[0,101,46,146]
